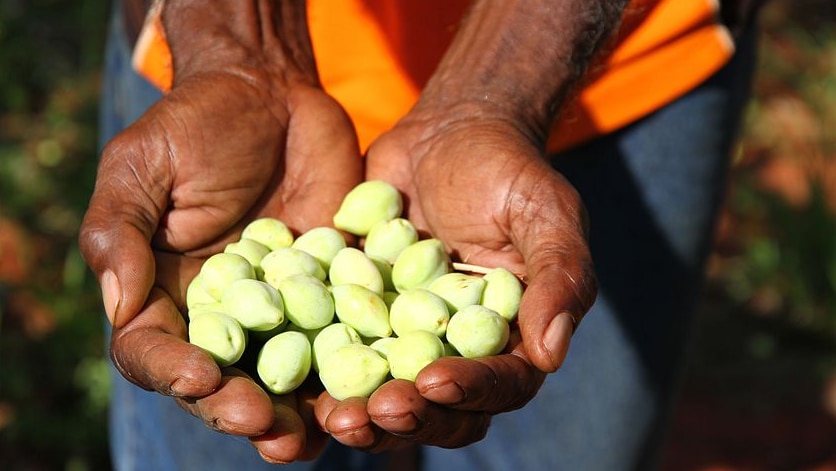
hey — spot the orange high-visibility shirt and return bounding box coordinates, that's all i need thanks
[132,0,734,153]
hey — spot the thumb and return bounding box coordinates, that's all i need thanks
[80,133,170,328]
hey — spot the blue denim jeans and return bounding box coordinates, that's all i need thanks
[101,2,756,469]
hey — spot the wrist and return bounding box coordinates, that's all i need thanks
[416,0,628,147]
[161,0,318,88]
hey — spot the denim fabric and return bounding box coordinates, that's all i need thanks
[100,1,756,469]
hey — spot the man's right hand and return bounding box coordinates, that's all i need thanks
[79,0,363,463]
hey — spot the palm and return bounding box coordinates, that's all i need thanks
[82,71,362,462]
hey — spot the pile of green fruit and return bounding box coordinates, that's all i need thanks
[186,180,524,400]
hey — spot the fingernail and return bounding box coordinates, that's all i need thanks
[542,312,575,371]
[101,269,121,325]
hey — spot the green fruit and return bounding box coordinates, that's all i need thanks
[388,288,449,337]
[480,267,523,322]
[391,238,451,293]
[368,336,397,359]
[187,302,225,320]
[333,180,403,236]
[318,344,390,400]
[387,330,445,381]
[428,272,486,314]
[446,305,510,358]
[311,322,362,372]
[199,253,256,300]
[364,218,418,264]
[329,247,384,294]
[186,273,218,309]
[241,217,294,251]
[224,238,271,280]
[277,274,335,330]
[262,247,327,288]
[256,331,311,394]
[220,279,284,331]
[188,311,247,367]
[331,283,392,338]
[370,256,395,292]
[291,226,347,272]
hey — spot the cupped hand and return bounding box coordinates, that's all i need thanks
[79,70,362,462]
[314,107,597,451]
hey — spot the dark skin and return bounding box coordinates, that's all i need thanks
[80,0,625,463]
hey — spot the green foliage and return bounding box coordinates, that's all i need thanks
[0,1,112,470]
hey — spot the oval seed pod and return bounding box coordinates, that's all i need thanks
[319,344,390,400]
[256,331,312,395]
[364,218,418,264]
[311,322,363,372]
[446,305,510,359]
[332,180,403,236]
[386,330,445,382]
[261,247,327,288]
[428,272,487,314]
[329,247,384,294]
[198,252,256,300]
[188,311,247,367]
[241,217,294,251]
[277,274,335,330]
[388,288,449,338]
[291,226,347,272]
[331,283,392,338]
[480,267,524,322]
[224,238,271,280]
[220,278,284,332]
[391,238,451,293]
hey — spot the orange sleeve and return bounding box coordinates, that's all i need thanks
[133,0,734,153]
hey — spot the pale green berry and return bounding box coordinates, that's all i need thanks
[387,330,445,382]
[241,217,294,251]
[331,284,392,338]
[188,311,247,367]
[388,288,449,338]
[256,331,311,394]
[329,247,384,294]
[364,218,418,264]
[186,273,218,310]
[187,302,225,320]
[312,322,362,372]
[480,267,523,322]
[262,247,327,288]
[319,344,390,400]
[446,305,510,358]
[333,180,403,236]
[391,238,451,293]
[221,279,284,331]
[199,253,256,300]
[291,226,347,272]
[368,336,398,359]
[428,272,486,314]
[370,256,395,292]
[277,274,335,330]
[224,238,271,279]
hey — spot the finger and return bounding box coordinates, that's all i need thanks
[414,337,546,413]
[512,167,598,373]
[277,87,363,231]
[248,394,308,464]
[176,368,275,436]
[314,391,408,452]
[110,287,220,396]
[80,129,172,328]
[368,379,492,449]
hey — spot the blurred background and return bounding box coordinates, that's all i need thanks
[0,1,833,470]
